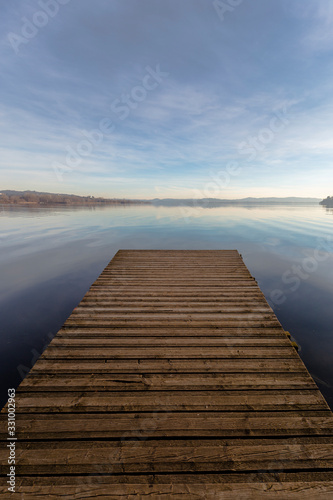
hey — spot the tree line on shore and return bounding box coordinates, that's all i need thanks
[320,196,333,207]
[1,190,331,207]
[0,191,149,206]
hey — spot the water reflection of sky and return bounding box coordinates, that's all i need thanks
[0,204,332,408]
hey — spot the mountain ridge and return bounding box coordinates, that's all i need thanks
[0,190,323,206]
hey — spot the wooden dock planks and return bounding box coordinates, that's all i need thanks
[1,249,333,498]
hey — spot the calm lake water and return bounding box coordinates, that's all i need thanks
[0,203,332,409]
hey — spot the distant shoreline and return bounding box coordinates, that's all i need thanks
[0,190,324,207]
[0,190,150,206]
[0,201,149,206]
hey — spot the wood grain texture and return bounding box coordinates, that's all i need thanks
[1,249,333,497]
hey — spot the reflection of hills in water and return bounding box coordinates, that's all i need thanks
[152,197,321,207]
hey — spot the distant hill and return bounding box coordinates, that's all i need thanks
[151,197,322,207]
[0,191,323,207]
[0,190,149,206]
[320,196,333,207]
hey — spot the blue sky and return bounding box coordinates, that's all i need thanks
[1,0,332,199]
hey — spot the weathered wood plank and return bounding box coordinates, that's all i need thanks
[1,438,332,474]
[64,317,280,329]
[2,480,333,499]
[64,314,278,321]
[8,471,333,484]
[17,372,317,391]
[71,306,272,313]
[84,290,265,296]
[42,346,297,359]
[40,346,298,359]
[12,390,327,412]
[2,412,333,440]
[29,358,307,373]
[49,337,290,347]
[79,300,269,307]
[56,326,285,337]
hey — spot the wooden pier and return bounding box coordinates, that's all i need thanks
[1,250,333,497]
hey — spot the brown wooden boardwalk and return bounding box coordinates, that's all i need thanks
[1,249,333,498]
